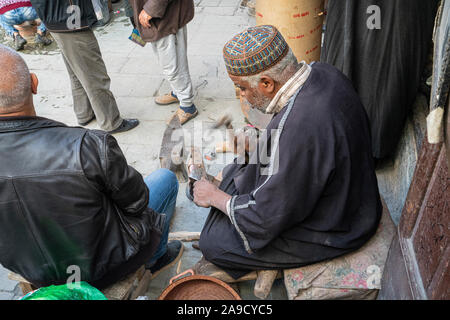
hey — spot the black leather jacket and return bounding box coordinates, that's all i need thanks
[30,0,98,32]
[0,117,164,289]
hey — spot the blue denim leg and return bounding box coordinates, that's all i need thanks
[37,23,47,34]
[0,7,46,37]
[0,12,19,37]
[19,7,39,20]
[18,7,47,34]
[144,169,179,265]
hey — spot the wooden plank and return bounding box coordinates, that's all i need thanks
[193,258,258,283]
[254,270,279,300]
[102,266,145,300]
[8,273,36,295]
[384,137,449,300]
[169,231,201,242]
[399,137,443,238]
[8,272,29,283]
[129,270,152,300]
[19,283,35,295]
[411,148,449,292]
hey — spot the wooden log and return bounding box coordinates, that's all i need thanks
[8,272,28,282]
[169,231,201,242]
[103,266,146,300]
[254,270,279,300]
[215,141,234,154]
[129,270,152,300]
[8,272,35,295]
[19,282,35,296]
[193,257,258,283]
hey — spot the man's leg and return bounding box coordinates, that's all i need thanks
[36,22,47,35]
[21,7,50,39]
[51,30,124,131]
[123,0,135,27]
[18,7,43,32]
[60,54,95,125]
[0,12,19,38]
[0,10,27,50]
[151,26,197,122]
[144,168,180,266]
[171,26,195,109]
[3,7,52,47]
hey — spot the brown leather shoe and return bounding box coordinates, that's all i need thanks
[167,108,198,125]
[155,92,179,105]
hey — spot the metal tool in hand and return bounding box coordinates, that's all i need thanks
[186,147,214,201]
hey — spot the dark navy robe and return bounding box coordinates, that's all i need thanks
[199,62,382,279]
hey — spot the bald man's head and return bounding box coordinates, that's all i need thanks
[0,44,32,114]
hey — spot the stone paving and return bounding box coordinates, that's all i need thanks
[0,0,288,300]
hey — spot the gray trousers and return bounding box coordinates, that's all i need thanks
[151,26,194,107]
[123,0,134,17]
[51,30,123,131]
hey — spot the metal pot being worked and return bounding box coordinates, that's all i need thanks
[158,269,241,300]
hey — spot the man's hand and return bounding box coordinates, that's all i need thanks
[193,178,232,213]
[139,10,152,28]
[193,178,216,208]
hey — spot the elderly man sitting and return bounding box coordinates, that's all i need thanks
[192,25,382,280]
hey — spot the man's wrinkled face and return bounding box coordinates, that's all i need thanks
[230,75,272,113]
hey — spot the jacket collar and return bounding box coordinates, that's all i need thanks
[0,116,68,133]
[265,62,312,114]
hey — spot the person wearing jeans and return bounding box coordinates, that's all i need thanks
[144,168,183,277]
[0,1,51,50]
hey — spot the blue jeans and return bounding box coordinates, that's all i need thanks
[144,169,179,266]
[0,7,46,37]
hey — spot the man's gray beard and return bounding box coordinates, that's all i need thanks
[252,94,273,114]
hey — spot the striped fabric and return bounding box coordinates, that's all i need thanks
[0,0,31,15]
[223,25,289,77]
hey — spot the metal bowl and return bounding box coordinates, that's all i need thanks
[158,269,241,300]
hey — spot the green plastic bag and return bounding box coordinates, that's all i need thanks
[21,282,107,300]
